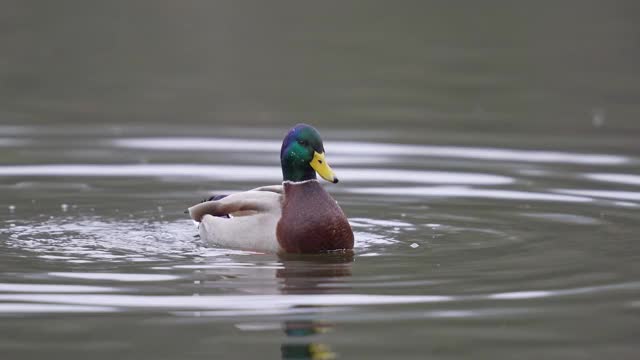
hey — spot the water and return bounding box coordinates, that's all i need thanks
[2,125,639,358]
[2,2,640,359]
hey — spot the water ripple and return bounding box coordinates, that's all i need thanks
[346,186,593,203]
[0,293,453,310]
[555,189,640,201]
[586,173,640,186]
[0,283,120,293]
[0,303,117,313]
[0,138,28,147]
[48,272,180,282]
[0,164,513,185]
[112,137,630,165]
[0,281,636,314]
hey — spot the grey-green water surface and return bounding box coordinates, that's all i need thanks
[1,2,640,359]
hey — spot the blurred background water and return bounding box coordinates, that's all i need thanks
[1,1,640,359]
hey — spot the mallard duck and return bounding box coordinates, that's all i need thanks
[188,124,354,253]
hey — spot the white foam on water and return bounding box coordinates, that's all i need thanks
[2,217,204,264]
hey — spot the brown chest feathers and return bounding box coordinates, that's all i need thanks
[276,180,354,253]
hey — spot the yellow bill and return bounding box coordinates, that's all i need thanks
[310,151,338,183]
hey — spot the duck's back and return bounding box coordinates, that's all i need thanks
[276,180,354,253]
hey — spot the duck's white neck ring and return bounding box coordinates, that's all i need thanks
[282,179,318,185]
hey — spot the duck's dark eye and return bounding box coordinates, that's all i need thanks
[297,139,308,146]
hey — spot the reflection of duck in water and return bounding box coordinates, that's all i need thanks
[278,253,353,360]
[277,252,354,294]
[188,124,354,253]
[281,321,336,360]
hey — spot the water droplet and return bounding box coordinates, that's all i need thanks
[61,203,69,212]
[157,206,164,212]
[410,243,419,248]
[8,205,16,212]
[592,108,606,128]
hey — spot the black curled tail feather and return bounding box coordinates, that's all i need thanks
[203,194,229,202]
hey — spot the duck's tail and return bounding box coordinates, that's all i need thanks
[186,194,230,221]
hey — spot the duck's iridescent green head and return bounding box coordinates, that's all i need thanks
[280,124,338,183]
